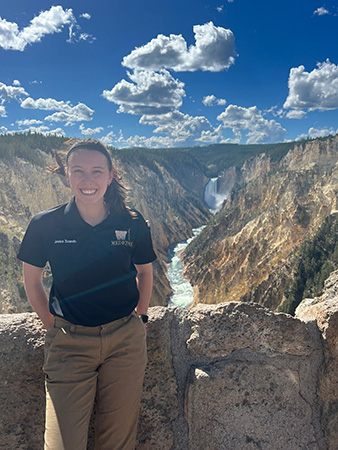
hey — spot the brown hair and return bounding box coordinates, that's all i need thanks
[50,139,133,216]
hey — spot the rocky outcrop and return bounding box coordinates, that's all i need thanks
[183,135,338,310]
[1,300,335,450]
[0,152,210,313]
[296,270,338,450]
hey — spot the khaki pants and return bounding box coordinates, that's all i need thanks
[43,311,147,450]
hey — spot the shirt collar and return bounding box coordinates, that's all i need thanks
[63,196,117,229]
[63,196,87,229]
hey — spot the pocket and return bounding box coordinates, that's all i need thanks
[44,326,61,347]
[43,326,64,375]
[132,312,147,338]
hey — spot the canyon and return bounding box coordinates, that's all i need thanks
[183,134,338,310]
[1,134,338,315]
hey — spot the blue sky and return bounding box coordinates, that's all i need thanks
[1,0,338,148]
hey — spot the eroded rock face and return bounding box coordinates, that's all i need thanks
[1,301,333,450]
[183,135,338,311]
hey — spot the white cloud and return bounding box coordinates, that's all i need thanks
[99,129,175,148]
[21,96,94,125]
[0,126,8,133]
[285,110,307,119]
[0,6,75,51]
[99,131,118,146]
[21,97,71,110]
[78,33,96,43]
[45,104,94,125]
[314,7,330,16]
[17,119,43,126]
[118,133,174,149]
[80,124,104,135]
[103,70,185,115]
[217,104,286,144]
[15,125,65,136]
[80,13,91,20]
[296,127,337,140]
[217,5,224,13]
[203,94,226,106]
[0,82,28,101]
[140,110,223,144]
[284,59,338,111]
[122,22,236,72]
[12,80,20,86]
[0,105,6,117]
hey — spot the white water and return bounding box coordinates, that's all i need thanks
[167,226,204,307]
[204,177,227,212]
[166,177,228,308]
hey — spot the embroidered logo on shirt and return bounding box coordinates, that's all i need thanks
[111,229,133,247]
[115,230,127,241]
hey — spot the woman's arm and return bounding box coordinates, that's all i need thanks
[135,263,153,317]
[23,262,54,330]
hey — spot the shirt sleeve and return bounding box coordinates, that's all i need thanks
[17,214,48,268]
[132,214,157,265]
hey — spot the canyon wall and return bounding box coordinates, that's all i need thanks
[2,283,338,449]
[183,135,338,310]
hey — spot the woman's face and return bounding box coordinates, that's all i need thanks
[66,149,114,207]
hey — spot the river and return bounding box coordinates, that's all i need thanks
[166,177,228,307]
[166,226,204,308]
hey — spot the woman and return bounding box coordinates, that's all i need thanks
[17,140,156,450]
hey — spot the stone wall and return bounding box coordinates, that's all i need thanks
[1,301,337,449]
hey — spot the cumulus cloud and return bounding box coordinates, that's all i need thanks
[102,70,185,115]
[0,105,6,117]
[21,96,94,125]
[285,110,307,119]
[17,119,43,126]
[44,104,94,125]
[118,133,174,149]
[98,129,175,149]
[296,127,337,140]
[122,22,236,72]
[203,94,226,106]
[313,7,330,16]
[21,97,70,110]
[140,110,223,144]
[80,124,104,135]
[284,60,338,111]
[80,13,91,20]
[0,81,28,101]
[0,6,75,51]
[217,104,286,143]
[26,126,66,136]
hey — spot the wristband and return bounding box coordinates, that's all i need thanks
[140,314,148,324]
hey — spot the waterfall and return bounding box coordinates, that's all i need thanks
[204,177,228,212]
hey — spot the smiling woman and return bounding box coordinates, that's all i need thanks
[17,139,157,450]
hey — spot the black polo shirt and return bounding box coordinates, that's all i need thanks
[17,197,157,326]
